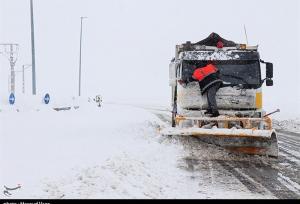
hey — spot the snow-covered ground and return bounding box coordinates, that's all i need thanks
[273,118,300,133]
[0,98,281,199]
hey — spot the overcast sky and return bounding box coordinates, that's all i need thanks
[0,0,299,119]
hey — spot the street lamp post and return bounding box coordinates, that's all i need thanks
[30,0,37,95]
[78,16,87,97]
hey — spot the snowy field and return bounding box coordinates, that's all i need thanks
[0,98,299,199]
[0,99,284,198]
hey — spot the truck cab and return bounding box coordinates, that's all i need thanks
[165,33,278,157]
[169,33,274,123]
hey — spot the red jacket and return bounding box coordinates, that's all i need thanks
[193,64,218,82]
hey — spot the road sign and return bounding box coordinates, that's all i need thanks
[9,93,15,105]
[44,93,50,104]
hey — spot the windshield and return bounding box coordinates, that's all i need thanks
[182,60,261,88]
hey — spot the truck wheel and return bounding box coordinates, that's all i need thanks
[172,85,178,127]
[171,97,177,127]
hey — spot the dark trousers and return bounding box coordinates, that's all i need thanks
[206,83,221,112]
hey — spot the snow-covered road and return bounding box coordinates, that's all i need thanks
[0,101,299,199]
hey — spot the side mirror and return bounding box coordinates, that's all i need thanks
[266,79,273,86]
[266,63,273,78]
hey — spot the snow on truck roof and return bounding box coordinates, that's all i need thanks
[180,50,260,61]
[177,33,259,61]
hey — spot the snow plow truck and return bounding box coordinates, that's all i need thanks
[163,33,279,157]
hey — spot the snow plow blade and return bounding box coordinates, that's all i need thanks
[161,128,278,157]
[161,116,279,157]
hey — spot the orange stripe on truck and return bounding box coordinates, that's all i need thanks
[256,92,262,109]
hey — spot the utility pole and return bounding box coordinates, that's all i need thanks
[9,44,15,93]
[30,0,37,95]
[22,65,25,93]
[0,44,19,94]
[78,16,87,97]
[244,24,249,45]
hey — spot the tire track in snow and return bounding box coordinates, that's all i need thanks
[277,173,300,193]
[277,130,300,139]
[208,161,215,185]
[278,136,300,147]
[277,132,300,143]
[216,160,271,196]
[278,137,300,147]
[223,161,300,199]
[279,148,300,161]
[278,157,299,167]
[276,154,300,187]
[278,136,300,145]
[278,133,300,140]
[278,142,299,152]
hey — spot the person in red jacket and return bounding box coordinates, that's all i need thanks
[192,63,223,117]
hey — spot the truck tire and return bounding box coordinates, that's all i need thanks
[172,85,178,127]
[172,103,177,127]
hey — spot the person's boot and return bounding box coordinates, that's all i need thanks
[204,109,213,115]
[211,110,220,117]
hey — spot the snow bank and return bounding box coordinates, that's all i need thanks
[0,101,275,199]
[0,102,185,199]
